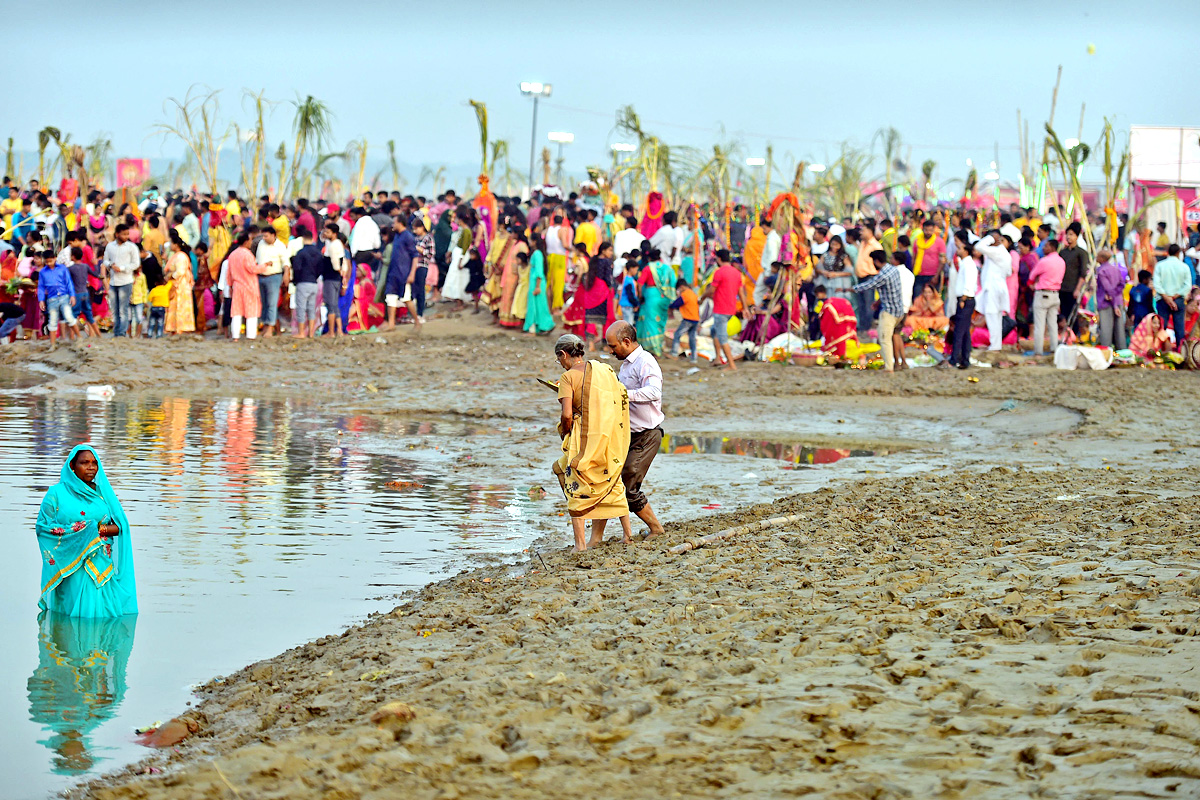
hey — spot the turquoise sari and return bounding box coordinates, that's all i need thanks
[28,612,136,774]
[523,251,555,334]
[36,444,137,618]
[636,260,676,355]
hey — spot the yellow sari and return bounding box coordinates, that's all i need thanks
[511,262,530,321]
[553,362,630,520]
[744,225,766,280]
[165,252,195,333]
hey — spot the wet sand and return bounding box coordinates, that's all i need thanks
[5,318,1200,798]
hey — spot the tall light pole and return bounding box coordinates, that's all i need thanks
[548,131,573,187]
[611,142,635,204]
[520,82,552,196]
[746,157,765,203]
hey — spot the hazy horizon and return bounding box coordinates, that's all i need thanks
[6,0,1197,191]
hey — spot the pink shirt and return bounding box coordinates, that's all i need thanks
[1028,253,1065,291]
[710,264,743,315]
[914,236,945,276]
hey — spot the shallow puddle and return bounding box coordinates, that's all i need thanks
[662,433,881,466]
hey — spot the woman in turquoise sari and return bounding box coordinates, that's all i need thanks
[523,237,555,335]
[635,250,677,355]
[36,445,137,618]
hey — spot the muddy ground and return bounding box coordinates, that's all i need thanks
[4,316,1199,799]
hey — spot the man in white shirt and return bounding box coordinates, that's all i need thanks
[827,217,847,242]
[948,232,978,370]
[648,211,680,264]
[761,221,782,268]
[255,227,291,338]
[809,227,830,258]
[544,214,572,310]
[999,213,1021,244]
[103,223,140,337]
[612,222,646,280]
[349,207,382,278]
[605,321,666,539]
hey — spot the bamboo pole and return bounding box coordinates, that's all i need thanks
[1041,66,1065,221]
[669,514,806,556]
[1017,109,1025,179]
[1042,66,1062,166]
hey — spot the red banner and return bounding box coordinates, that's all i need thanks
[117,159,150,189]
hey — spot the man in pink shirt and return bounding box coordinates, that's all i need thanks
[702,249,752,370]
[910,219,945,298]
[1026,238,1065,355]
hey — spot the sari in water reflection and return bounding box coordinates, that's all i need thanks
[36,444,138,617]
[27,612,136,774]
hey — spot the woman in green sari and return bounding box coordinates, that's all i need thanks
[36,445,137,618]
[524,236,555,335]
[635,249,677,355]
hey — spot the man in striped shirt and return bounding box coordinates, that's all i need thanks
[851,250,905,372]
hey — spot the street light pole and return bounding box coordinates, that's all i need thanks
[611,143,635,209]
[520,82,553,197]
[548,132,574,188]
[528,95,539,193]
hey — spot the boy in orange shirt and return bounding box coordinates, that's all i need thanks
[669,278,701,362]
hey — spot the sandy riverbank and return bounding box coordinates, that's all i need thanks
[4,318,1199,798]
[78,467,1200,800]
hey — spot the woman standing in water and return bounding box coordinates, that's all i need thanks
[551,334,633,550]
[35,445,137,617]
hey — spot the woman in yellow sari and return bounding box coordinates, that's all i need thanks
[508,237,532,327]
[743,222,766,281]
[551,334,633,551]
[480,226,509,315]
[164,232,195,335]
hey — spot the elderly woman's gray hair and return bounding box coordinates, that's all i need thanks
[554,333,585,358]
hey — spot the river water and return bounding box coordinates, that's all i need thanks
[0,383,898,799]
[0,392,553,800]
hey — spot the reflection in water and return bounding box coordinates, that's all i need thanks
[27,612,136,775]
[661,433,880,465]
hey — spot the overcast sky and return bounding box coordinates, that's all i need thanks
[5,0,1197,188]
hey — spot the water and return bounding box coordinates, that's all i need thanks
[662,433,880,466]
[0,383,903,798]
[0,393,544,800]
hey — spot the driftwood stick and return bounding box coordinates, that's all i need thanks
[669,513,805,556]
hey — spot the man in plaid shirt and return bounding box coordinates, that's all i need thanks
[852,249,905,372]
[410,216,435,324]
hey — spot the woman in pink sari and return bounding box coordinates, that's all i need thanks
[347,263,386,333]
[568,256,614,351]
[497,233,529,328]
[1129,314,1171,359]
[1006,244,1020,318]
[227,233,264,339]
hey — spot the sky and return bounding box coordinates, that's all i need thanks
[4,0,1198,193]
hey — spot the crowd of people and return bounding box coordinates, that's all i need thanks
[2,173,1198,372]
